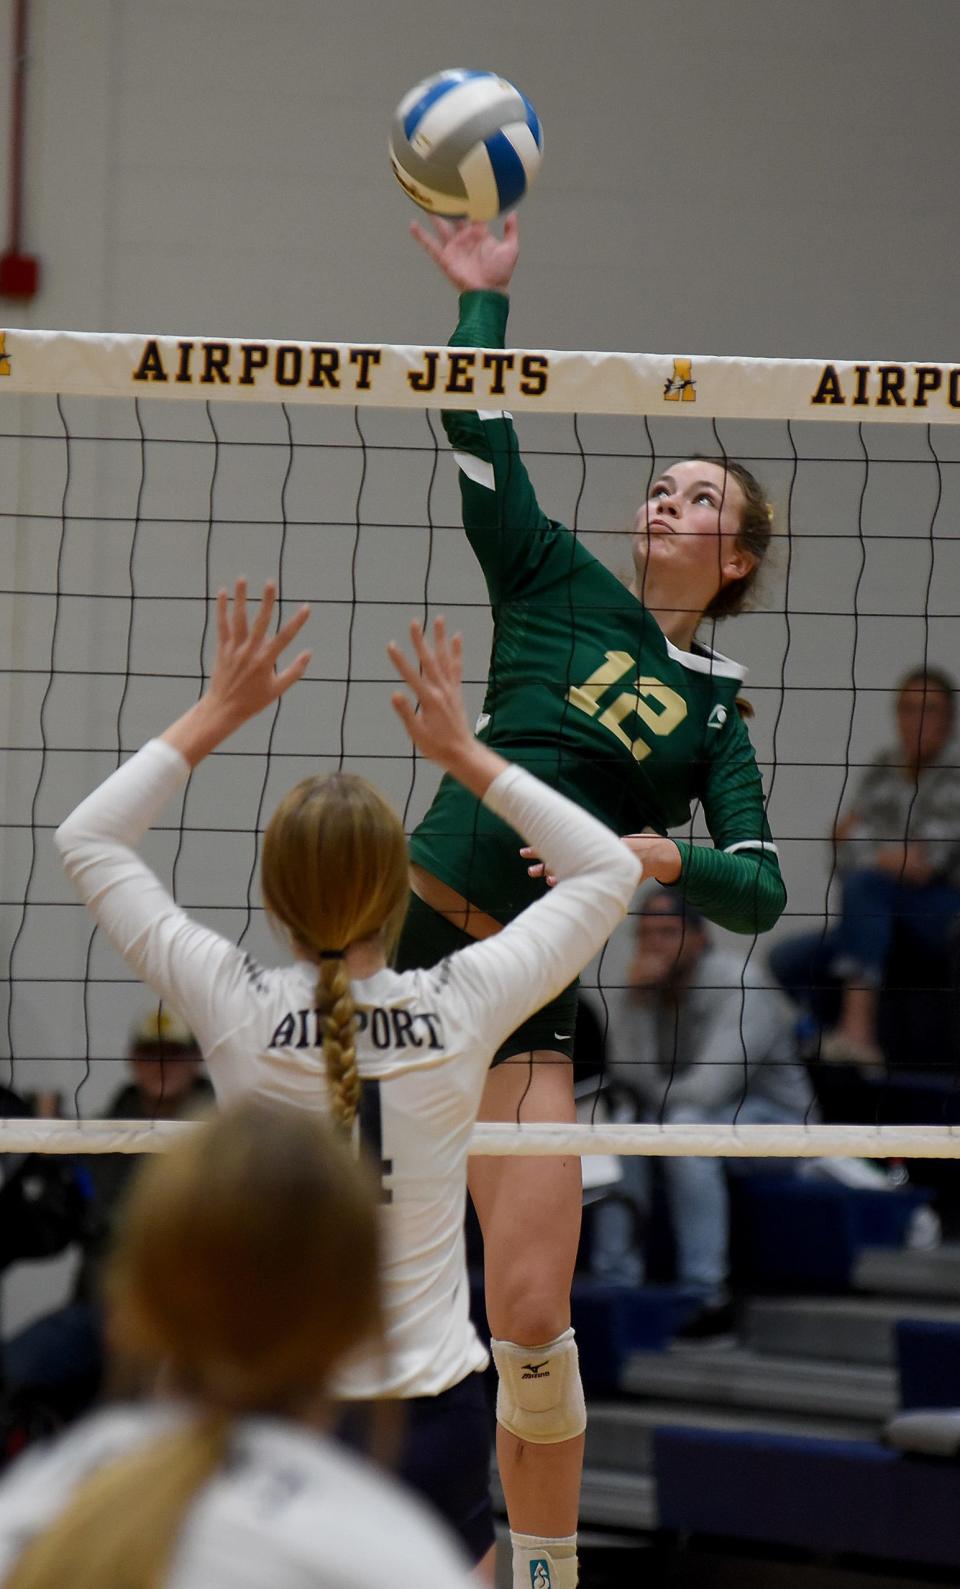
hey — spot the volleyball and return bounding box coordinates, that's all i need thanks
[390,69,543,221]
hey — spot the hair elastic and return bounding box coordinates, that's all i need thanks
[317,948,346,960]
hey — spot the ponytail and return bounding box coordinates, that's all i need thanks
[6,1416,230,1589]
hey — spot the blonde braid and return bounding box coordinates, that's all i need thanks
[317,957,360,1131]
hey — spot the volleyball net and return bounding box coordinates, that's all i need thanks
[1,323,958,1156]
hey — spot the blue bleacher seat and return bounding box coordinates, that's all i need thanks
[731,1175,931,1290]
[897,1319,960,1411]
[654,1425,960,1568]
[568,1281,700,1392]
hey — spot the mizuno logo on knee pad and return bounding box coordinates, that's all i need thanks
[491,1328,587,1444]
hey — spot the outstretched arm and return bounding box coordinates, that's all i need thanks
[55,582,312,1050]
[162,578,310,767]
[387,615,507,800]
[408,218,568,603]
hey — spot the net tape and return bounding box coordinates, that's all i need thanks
[3,326,960,422]
[3,1120,960,1158]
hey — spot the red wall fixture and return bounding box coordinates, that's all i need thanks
[1,0,41,300]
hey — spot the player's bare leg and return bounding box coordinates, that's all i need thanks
[826,982,884,1068]
[473,1544,496,1583]
[836,983,880,1046]
[469,1052,583,1589]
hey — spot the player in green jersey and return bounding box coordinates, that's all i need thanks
[399,214,786,1589]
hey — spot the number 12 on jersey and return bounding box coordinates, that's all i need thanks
[567,650,687,762]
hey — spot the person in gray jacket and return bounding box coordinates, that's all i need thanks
[770,665,959,1070]
[590,889,815,1340]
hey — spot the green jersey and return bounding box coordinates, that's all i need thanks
[409,291,786,936]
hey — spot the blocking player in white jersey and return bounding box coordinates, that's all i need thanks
[52,581,642,1575]
[0,1098,477,1589]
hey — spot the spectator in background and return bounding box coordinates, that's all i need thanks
[0,1086,89,1463]
[1,1008,211,1450]
[71,1006,212,1305]
[770,666,960,1070]
[590,891,814,1341]
[0,1087,85,1291]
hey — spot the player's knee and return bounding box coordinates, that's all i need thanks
[490,1283,571,1350]
[491,1327,586,1445]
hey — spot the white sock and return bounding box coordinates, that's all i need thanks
[510,1530,578,1589]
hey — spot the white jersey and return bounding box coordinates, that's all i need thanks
[0,1404,472,1589]
[56,742,640,1397]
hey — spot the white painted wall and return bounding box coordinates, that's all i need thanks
[1,0,957,351]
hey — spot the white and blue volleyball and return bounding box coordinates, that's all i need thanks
[390,69,543,221]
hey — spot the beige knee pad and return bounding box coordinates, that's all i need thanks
[491,1327,587,1444]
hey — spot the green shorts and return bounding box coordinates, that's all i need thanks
[395,892,578,1066]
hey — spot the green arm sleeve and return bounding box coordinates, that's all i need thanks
[441,291,569,602]
[671,709,787,934]
[670,842,786,936]
[441,289,511,460]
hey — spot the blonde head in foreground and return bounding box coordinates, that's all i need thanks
[6,1098,381,1589]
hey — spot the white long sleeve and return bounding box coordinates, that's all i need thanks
[54,739,256,1057]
